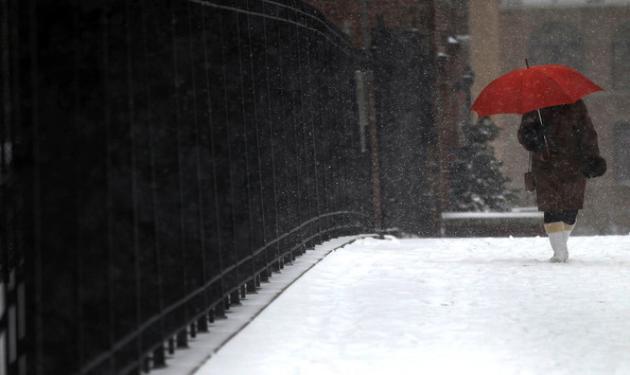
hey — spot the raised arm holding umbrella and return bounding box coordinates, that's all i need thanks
[472,62,606,263]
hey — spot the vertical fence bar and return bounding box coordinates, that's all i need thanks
[124,0,142,367]
[219,8,243,307]
[170,0,192,344]
[240,0,258,293]
[259,0,280,280]
[244,0,267,290]
[141,0,169,366]
[270,3,290,272]
[234,1,257,296]
[186,0,210,331]
[102,8,117,374]
[287,5,304,261]
[24,0,42,372]
[109,2,137,367]
[291,1,310,251]
[0,0,11,371]
[298,4,323,244]
[15,1,31,372]
[70,5,85,369]
[217,7,237,315]
[200,4,227,319]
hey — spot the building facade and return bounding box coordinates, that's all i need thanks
[307,0,473,233]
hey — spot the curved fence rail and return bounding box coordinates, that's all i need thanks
[1,0,373,374]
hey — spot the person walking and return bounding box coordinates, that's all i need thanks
[518,99,606,262]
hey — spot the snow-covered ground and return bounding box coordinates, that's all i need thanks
[152,236,366,375]
[196,235,630,375]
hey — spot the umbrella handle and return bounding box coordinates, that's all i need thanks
[526,59,551,159]
[536,109,551,160]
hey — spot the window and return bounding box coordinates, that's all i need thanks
[612,23,630,90]
[528,22,584,70]
[614,122,630,186]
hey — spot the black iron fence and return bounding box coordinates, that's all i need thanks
[1,0,373,374]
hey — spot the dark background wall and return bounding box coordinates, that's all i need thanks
[372,25,439,235]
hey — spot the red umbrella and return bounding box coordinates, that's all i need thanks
[471,64,603,117]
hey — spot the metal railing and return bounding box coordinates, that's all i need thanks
[2,0,27,373]
[1,0,373,374]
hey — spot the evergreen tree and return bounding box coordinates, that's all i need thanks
[448,117,517,211]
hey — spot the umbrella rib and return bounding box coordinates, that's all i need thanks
[529,69,575,110]
[519,68,526,114]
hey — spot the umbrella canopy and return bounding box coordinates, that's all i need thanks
[471,64,603,117]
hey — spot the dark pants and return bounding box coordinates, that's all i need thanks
[544,210,578,225]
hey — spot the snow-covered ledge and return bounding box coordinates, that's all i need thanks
[441,211,543,220]
[441,208,544,237]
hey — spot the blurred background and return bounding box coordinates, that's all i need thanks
[307,0,630,235]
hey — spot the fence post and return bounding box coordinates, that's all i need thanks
[152,344,166,368]
[176,329,188,348]
[197,314,209,333]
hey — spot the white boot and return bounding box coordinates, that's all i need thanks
[562,221,576,258]
[544,222,568,263]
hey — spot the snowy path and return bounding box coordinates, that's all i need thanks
[197,235,630,375]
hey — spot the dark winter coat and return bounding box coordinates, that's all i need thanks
[518,100,605,211]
